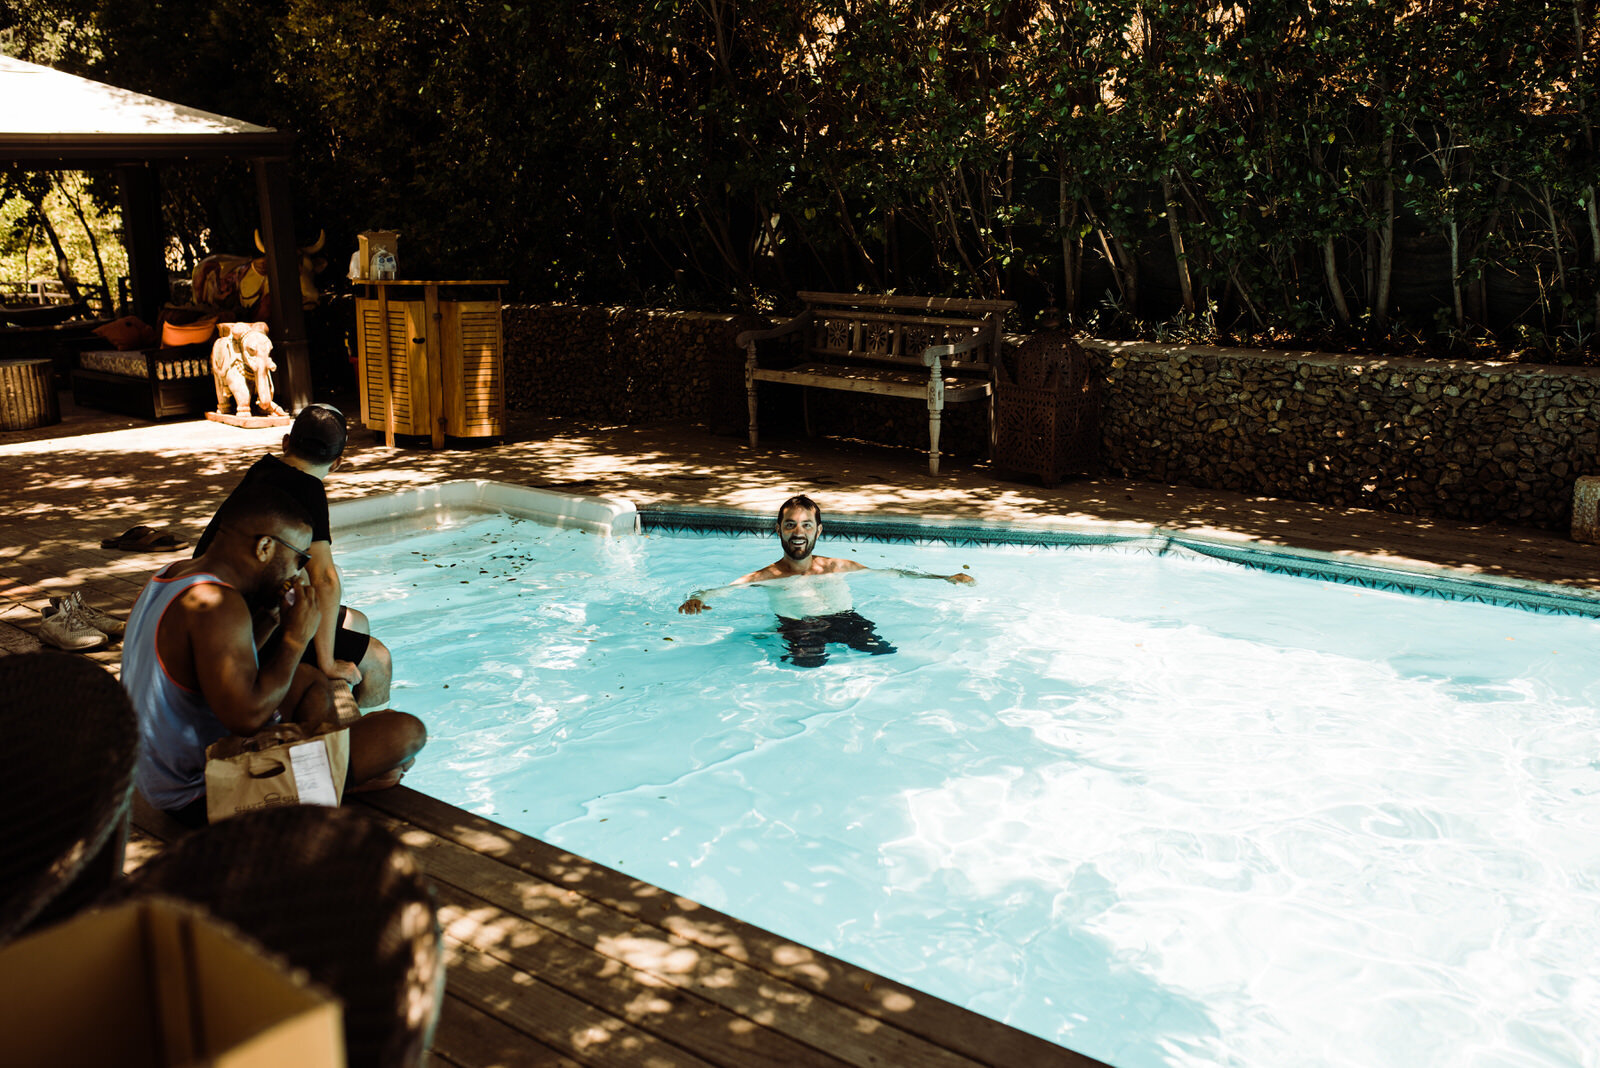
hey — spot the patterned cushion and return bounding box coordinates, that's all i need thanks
[78,350,148,377]
[78,349,210,380]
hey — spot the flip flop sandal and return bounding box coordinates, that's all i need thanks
[101,525,154,549]
[101,525,191,552]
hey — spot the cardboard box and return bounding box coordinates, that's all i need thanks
[356,231,400,280]
[0,897,344,1067]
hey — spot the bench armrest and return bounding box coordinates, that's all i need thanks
[921,331,988,367]
[736,310,813,349]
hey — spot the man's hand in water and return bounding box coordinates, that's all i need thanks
[946,573,976,585]
[678,597,711,615]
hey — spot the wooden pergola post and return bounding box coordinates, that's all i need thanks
[254,156,313,412]
[115,162,170,325]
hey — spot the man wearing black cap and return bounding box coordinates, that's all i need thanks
[195,403,393,708]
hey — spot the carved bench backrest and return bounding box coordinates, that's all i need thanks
[796,292,1014,374]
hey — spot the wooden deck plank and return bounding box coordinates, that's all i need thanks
[432,995,585,1068]
[435,885,854,1068]
[444,937,723,1068]
[358,788,1100,1068]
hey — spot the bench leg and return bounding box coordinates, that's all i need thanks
[927,407,942,475]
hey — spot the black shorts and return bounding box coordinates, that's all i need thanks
[300,604,373,667]
[776,610,896,668]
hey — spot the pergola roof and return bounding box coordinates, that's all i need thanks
[0,55,293,163]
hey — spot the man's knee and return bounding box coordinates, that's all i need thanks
[343,606,371,634]
[355,637,393,708]
[360,636,391,679]
[289,665,338,729]
[346,710,426,788]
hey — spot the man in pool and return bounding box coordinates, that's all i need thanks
[677,494,975,667]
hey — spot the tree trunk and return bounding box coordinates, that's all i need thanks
[1085,202,1137,317]
[58,175,111,317]
[1057,159,1079,320]
[1447,213,1463,330]
[1373,140,1395,331]
[30,198,83,303]
[1588,187,1600,334]
[1322,235,1352,325]
[1161,171,1195,314]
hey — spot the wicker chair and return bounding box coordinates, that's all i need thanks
[107,805,444,1068]
[992,331,1101,487]
[0,652,138,945]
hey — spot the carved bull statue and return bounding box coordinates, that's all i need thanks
[211,322,289,417]
[193,230,327,322]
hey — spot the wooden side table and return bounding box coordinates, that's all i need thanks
[354,279,506,448]
[0,357,60,430]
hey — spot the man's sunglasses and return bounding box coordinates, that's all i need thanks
[258,532,312,571]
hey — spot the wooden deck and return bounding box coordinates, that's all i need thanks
[127,787,1100,1068]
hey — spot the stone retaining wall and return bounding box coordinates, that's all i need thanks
[503,305,1600,529]
[1084,341,1600,528]
[503,304,761,432]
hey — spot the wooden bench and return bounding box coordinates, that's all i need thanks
[738,291,1015,474]
[71,343,214,419]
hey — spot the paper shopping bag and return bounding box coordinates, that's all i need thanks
[205,724,351,824]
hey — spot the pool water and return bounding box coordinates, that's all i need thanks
[340,515,1600,1068]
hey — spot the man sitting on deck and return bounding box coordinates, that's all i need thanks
[677,494,975,667]
[195,402,393,708]
[124,487,426,827]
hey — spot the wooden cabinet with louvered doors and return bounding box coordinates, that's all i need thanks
[354,279,506,447]
[356,294,430,441]
[439,299,504,440]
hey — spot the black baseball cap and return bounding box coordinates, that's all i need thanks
[286,403,347,464]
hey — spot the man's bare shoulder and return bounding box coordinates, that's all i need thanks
[175,575,245,619]
[813,556,867,574]
[736,562,790,584]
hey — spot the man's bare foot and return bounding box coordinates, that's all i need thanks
[347,767,405,793]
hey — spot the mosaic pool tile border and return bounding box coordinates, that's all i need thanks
[640,506,1600,619]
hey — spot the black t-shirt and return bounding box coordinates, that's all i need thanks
[194,454,332,556]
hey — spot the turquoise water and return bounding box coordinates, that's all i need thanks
[340,515,1600,1068]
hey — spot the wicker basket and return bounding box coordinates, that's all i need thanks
[108,805,444,1068]
[0,652,137,945]
[992,331,1101,486]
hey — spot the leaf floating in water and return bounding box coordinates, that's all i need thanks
[664,636,674,641]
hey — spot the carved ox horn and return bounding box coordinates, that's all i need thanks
[253,228,327,254]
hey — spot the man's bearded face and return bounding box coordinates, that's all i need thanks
[778,508,819,561]
[245,528,310,610]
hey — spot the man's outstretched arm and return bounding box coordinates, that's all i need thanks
[878,567,976,584]
[678,581,745,614]
[677,566,780,614]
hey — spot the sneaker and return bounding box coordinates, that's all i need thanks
[51,592,126,638]
[39,601,107,651]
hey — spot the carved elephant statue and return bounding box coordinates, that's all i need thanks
[211,322,289,417]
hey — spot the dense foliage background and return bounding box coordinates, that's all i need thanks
[3,0,1598,359]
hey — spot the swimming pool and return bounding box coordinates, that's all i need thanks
[335,482,1600,1068]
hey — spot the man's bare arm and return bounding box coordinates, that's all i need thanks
[877,567,976,584]
[188,579,322,734]
[305,541,360,684]
[678,567,779,614]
